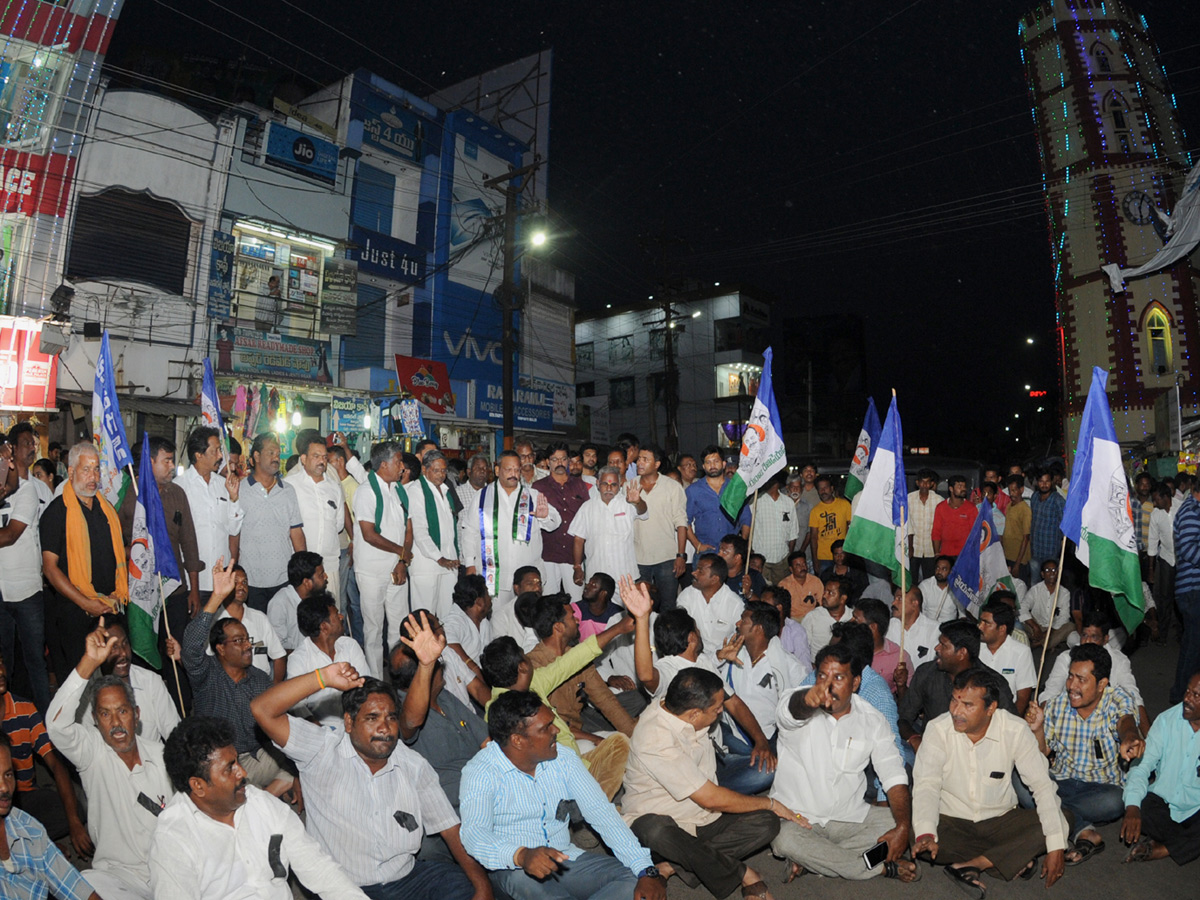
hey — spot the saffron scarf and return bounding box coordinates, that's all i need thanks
[63,479,129,610]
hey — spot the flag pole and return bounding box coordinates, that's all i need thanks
[899,506,907,660]
[1034,538,1070,701]
[747,489,759,565]
[157,577,187,715]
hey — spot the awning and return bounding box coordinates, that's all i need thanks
[57,390,201,419]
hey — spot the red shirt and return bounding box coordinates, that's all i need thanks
[931,500,978,557]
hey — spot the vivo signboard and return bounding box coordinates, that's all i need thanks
[264,122,339,185]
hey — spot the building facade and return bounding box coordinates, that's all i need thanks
[1020,0,1198,451]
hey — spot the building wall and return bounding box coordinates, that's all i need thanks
[1020,0,1198,453]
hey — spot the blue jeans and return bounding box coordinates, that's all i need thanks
[638,560,679,611]
[1053,777,1125,837]
[492,850,637,900]
[1171,588,1200,704]
[342,547,364,647]
[716,724,776,794]
[362,860,473,900]
[0,592,50,711]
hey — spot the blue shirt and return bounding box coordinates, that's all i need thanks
[687,479,751,550]
[1029,490,1066,560]
[0,807,95,900]
[801,665,904,757]
[1123,701,1200,822]
[1173,495,1200,594]
[459,741,653,875]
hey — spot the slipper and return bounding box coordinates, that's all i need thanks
[780,860,805,884]
[1018,854,1041,880]
[741,879,772,900]
[882,859,923,882]
[1124,837,1153,863]
[1066,837,1105,866]
[944,865,985,900]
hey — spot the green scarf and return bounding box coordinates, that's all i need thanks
[368,470,408,530]
[419,476,460,558]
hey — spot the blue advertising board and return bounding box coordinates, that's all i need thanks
[264,122,339,185]
[207,229,234,319]
[351,81,435,164]
[350,225,426,284]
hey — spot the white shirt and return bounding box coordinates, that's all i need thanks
[149,785,367,900]
[79,666,181,747]
[979,637,1038,696]
[918,577,958,623]
[568,495,646,584]
[650,653,725,701]
[177,466,244,592]
[1147,504,1177,567]
[491,598,540,652]
[886,614,942,666]
[47,670,174,891]
[771,692,907,827]
[267,585,304,652]
[286,637,371,728]
[0,479,43,602]
[722,637,805,740]
[352,477,409,576]
[288,468,344,559]
[459,483,561,587]
[676,584,743,668]
[1023,580,1071,630]
[1043,641,1143,707]
[443,605,492,665]
[406,478,458,574]
[801,606,851,656]
[751,491,800,563]
[276,718,459,887]
[217,605,285,677]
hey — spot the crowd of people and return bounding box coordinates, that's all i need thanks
[0,426,1197,900]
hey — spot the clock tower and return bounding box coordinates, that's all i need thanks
[1019,0,1198,453]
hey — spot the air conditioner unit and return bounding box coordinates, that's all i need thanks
[39,321,71,356]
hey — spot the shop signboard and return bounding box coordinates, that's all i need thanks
[319,257,357,335]
[476,377,554,431]
[0,150,76,218]
[394,354,454,414]
[0,317,58,410]
[207,229,235,319]
[352,81,431,163]
[214,325,334,383]
[350,225,425,284]
[264,121,339,185]
[330,394,372,431]
[523,374,575,426]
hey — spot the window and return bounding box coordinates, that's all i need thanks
[608,335,633,364]
[576,381,595,399]
[67,190,194,294]
[1090,41,1114,73]
[0,44,68,148]
[648,328,666,361]
[576,341,594,369]
[1144,305,1172,374]
[610,376,635,409]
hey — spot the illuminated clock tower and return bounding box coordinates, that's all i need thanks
[1019,0,1198,452]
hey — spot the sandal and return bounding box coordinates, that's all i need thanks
[1066,837,1105,866]
[741,879,773,900]
[1018,854,1041,880]
[944,864,985,900]
[780,860,804,884]
[882,859,923,882]
[1124,837,1153,863]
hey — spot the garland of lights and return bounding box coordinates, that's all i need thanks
[1018,0,1194,460]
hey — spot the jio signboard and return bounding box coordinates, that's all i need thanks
[264,122,339,185]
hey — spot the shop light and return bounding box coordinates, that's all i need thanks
[237,221,337,255]
[292,410,302,427]
[275,417,286,433]
[363,413,372,430]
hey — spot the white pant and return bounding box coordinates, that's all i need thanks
[408,568,456,621]
[82,869,153,900]
[355,569,410,677]
[542,562,584,602]
[321,554,341,608]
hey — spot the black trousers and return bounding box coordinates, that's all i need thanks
[45,591,98,688]
[1141,791,1200,865]
[631,809,779,898]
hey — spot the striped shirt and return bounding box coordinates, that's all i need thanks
[1,693,52,792]
[1029,490,1066,560]
[907,491,943,558]
[277,716,458,886]
[1043,685,1137,785]
[460,740,653,875]
[0,807,95,900]
[750,491,800,563]
[1173,494,1200,593]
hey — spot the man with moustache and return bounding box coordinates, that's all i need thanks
[150,716,367,899]
[253,659,490,900]
[288,432,345,606]
[78,618,179,745]
[407,450,463,621]
[0,731,100,900]
[47,618,174,900]
[687,445,751,556]
[534,442,593,603]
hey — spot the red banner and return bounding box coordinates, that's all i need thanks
[0,317,58,410]
[0,150,76,218]
[394,354,455,415]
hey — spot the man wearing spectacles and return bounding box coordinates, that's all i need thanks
[174,560,295,799]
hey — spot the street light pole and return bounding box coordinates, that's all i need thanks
[484,161,542,451]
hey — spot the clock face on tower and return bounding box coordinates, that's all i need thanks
[1122,190,1155,225]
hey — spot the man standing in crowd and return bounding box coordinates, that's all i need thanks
[571,466,647,588]
[1173,480,1200,705]
[807,475,851,576]
[326,440,363,644]
[534,442,593,602]
[688,445,751,555]
[908,468,942,584]
[1030,469,1066,577]
[751,471,799,586]
[630,444,688,611]
[1002,474,1032,583]
[288,432,344,605]
[40,442,128,687]
[406,450,462,621]
[931,476,977,559]
[233,434,306,613]
[1148,481,1178,643]
[178,426,244,606]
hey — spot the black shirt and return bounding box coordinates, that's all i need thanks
[39,494,118,596]
[897,659,1017,736]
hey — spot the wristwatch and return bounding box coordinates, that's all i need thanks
[638,866,664,880]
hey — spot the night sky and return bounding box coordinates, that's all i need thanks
[108,0,1200,458]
